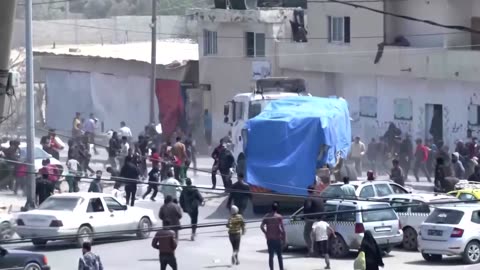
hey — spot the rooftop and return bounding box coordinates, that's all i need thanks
[187,8,295,24]
[33,40,199,66]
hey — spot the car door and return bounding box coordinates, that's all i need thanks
[336,205,356,247]
[410,200,431,231]
[0,250,21,270]
[103,196,131,231]
[85,198,111,234]
[285,207,306,247]
[389,198,410,228]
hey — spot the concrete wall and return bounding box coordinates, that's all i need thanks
[385,0,476,49]
[305,1,384,59]
[12,16,197,47]
[336,74,480,150]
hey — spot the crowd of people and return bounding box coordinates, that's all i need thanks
[348,124,480,192]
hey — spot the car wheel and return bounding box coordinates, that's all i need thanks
[0,221,14,241]
[136,217,152,239]
[422,253,442,262]
[76,225,93,247]
[329,234,349,258]
[463,241,480,264]
[402,227,418,251]
[24,262,42,270]
[31,239,47,248]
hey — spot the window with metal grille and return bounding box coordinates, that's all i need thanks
[203,29,218,56]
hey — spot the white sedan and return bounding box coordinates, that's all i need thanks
[15,193,157,247]
[1,142,64,175]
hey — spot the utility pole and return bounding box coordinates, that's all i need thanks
[25,0,36,209]
[149,0,157,124]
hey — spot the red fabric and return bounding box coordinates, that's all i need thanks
[39,165,59,182]
[416,145,429,162]
[16,164,27,177]
[155,80,183,139]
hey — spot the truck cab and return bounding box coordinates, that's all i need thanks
[223,78,310,174]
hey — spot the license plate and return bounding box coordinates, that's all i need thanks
[428,229,443,236]
[374,226,392,232]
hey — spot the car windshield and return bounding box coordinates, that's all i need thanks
[321,184,358,198]
[425,208,464,225]
[38,197,82,211]
[362,204,397,222]
[19,147,50,160]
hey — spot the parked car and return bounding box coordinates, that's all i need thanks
[15,193,157,248]
[320,180,411,199]
[0,246,50,270]
[0,205,16,241]
[418,204,480,264]
[284,199,403,257]
[448,186,480,202]
[382,193,459,250]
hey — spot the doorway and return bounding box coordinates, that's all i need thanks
[425,104,443,146]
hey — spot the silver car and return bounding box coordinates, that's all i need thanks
[284,199,403,258]
[320,180,411,199]
[418,204,480,264]
[382,193,459,251]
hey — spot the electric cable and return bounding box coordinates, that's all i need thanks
[1,197,475,246]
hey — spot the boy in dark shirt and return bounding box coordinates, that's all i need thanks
[390,159,405,186]
[88,170,103,193]
[143,164,161,201]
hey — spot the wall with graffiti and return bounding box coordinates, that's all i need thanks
[334,74,480,150]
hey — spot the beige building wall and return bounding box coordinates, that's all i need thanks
[194,9,294,143]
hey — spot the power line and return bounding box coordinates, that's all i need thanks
[317,0,480,34]
[1,197,472,246]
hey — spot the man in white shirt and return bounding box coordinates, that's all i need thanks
[340,177,356,198]
[311,217,336,270]
[83,113,98,155]
[118,121,132,142]
[350,136,366,177]
[162,170,182,201]
[119,136,130,167]
[66,158,81,192]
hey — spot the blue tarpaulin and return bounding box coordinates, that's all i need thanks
[245,96,351,196]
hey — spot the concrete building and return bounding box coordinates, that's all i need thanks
[188,7,303,143]
[33,41,200,140]
[191,0,480,149]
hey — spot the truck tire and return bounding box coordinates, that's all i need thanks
[236,154,246,176]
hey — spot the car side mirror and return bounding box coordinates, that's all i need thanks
[224,116,229,123]
[0,248,8,257]
[121,205,128,210]
[224,104,229,116]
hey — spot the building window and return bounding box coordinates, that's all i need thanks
[469,104,480,126]
[394,98,413,120]
[359,96,377,118]
[203,29,218,56]
[328,16,350,44]
[246,32,266,57]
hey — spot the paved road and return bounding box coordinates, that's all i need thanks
[3,194,477,270]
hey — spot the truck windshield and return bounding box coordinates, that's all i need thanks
[248,100,271,119]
